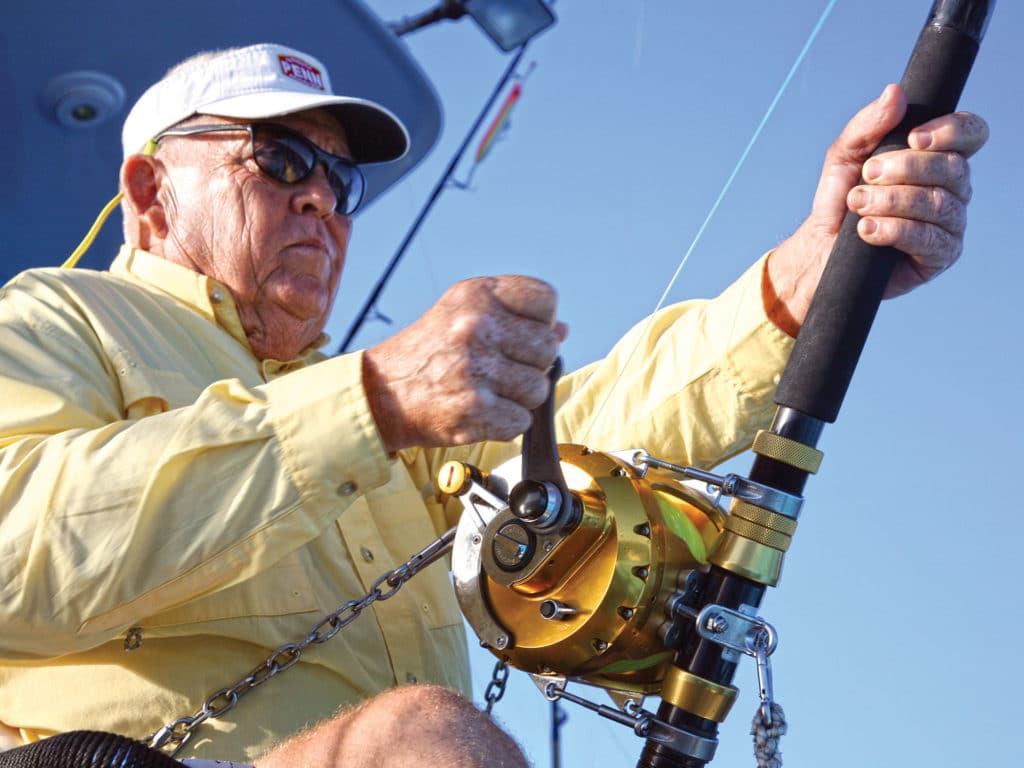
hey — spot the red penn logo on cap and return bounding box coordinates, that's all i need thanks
[278,55,325,91]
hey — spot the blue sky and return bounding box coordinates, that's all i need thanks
[335,2,1022,766]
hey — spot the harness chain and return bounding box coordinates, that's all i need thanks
[483,660,510,714]
[147,528,456,757]
[146,506,788,768]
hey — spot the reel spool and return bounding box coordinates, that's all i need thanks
[446,445,725,696]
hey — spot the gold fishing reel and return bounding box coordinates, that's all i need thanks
[443,445,725,696]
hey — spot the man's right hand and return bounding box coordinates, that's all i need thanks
[362,276,567,453]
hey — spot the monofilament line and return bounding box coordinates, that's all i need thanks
[582,0,838,442]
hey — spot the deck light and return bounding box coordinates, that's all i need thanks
[391,0,555,51]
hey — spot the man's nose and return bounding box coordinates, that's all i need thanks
[293,163,337,216]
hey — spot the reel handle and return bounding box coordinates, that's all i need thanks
[510,358,579,532]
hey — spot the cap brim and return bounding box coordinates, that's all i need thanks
[199,91,409,164]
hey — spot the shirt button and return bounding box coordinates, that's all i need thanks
[406,673,418,684]
[210,288,224,304]
[337,481,357,496]
[360,547,374,563]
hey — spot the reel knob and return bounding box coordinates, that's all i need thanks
[509,479,562,528]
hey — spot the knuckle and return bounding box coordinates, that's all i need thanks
[446,313,478,344]
[495,275,558,320]
[502,410,533,441]
[457,275,491,294]
[449,312,497,348]
[919,223,953,261]
[447,277,497,315]
[959,160,973,201]
[877,186,899,211]
[504,326,559,369]
[909,187,930,219]
[932,188,965,232]
[474,406,530,444]
[945,152,967,183]
[525,333,558,366]
[522,374,550,409]
[962,179,973,204]
[941,227,960,260]
[824,137,846,167]
[461,384,495,415]
[918,224,937,255]
[879,218,899,243]
[449,353,475,381]
[444,278,475,304]
[932,152,969,197]
[905,220,929,254]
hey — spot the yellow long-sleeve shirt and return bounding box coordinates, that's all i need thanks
[0,246,792,761]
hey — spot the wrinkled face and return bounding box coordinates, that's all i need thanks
[155,109,353,361]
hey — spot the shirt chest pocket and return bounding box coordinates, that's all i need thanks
[141,547,320,631]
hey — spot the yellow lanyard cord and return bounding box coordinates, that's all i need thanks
[63,139,158,269]
[62,191,124,269]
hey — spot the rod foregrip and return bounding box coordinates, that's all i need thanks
[774,0,992,423]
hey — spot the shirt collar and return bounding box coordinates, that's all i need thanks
[110,246,331,373]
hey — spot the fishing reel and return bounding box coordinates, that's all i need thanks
[445,442,725,695]
[439,362,793,764]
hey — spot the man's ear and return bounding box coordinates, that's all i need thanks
[120,154,168,249]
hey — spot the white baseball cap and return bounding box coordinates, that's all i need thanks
[121,43,410,163]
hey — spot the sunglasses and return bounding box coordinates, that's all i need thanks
[152,122,366,216]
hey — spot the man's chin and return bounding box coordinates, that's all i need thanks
[267,281,331,323]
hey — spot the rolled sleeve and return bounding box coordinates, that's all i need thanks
[553,253,795,468]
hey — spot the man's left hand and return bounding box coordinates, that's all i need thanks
[767,83,989,330]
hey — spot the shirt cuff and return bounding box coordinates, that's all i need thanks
[707,252,795,406]
[266,350,393,506]
[760,249,802,339]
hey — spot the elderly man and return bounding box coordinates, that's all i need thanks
[0,43,986,767]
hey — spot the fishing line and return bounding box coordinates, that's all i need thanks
[633,0,646,68]
[581,0,839,442]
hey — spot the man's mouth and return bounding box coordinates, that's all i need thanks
[284,240,333,281]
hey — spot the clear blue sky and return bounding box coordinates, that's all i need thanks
[334,2,1023,766]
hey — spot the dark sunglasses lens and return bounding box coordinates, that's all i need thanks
[252,125,363,215]
[252,127,315,185]
[328,164,364,216]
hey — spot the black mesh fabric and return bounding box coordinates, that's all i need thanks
[0,731,183,768]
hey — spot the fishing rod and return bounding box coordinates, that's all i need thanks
[441,2,994,767]
[639,3,994,765]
